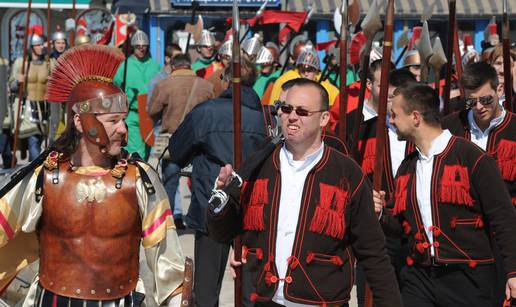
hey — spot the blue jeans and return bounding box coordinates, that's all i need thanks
[27,134,42,162]
[161,159,183,218]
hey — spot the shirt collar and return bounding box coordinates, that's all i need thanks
[467,108,506,135]
[281,142,324,172]
[416,130,453,161]
[363,100,378,121]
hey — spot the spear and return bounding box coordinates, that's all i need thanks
[442,0,456,115]
[351,0,382,158]
[47,0,51,53]
[239,0,268,43]
[428,36,447,95]
[70,0,76,47]
[338,0,349,142]
[185,0,199,53]
[11,1,33,168]
[366,1,394,307]
[502,0,513,112]
[231,0,243,306]
[416,21,433,84]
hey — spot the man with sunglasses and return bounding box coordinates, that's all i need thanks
[114,30,161,160]
[442,62,515,206]
[266,42,339,110]
[208,78,402,306]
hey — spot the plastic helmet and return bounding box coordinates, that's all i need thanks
[256,42,279,65]
[369,45,383,64]
[131,30,149,46]
[75,34,91,46]
[30,34,45,46]
[242,34,262,57]
[295,42,320,71]
[198,30,216,47]
[402,49,421,68]
[218,36,232,58]
[52,27,67,41]
[462,47,480,67]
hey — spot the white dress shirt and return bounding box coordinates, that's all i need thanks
[388,124,407,178]
[271,142,324,307]
[415,130,453,256]
[363,99,378,121]
[467,109,506,151]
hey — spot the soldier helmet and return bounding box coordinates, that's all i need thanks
[402,49,421,68]
[197,30,216,47]
[30,33,45,46]
[131,30,149,46]
[75,34,91,46]
[256,42,279,65]
[45,45,127,155]
[295,42,320,71]
[52,27,67,41]
[242,34,262,57]
[369,45,383,64]
[218,36,232,58]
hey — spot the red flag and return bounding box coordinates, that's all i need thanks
[316,40,337,51]
[349,32,367,65]
[97,21,115,45]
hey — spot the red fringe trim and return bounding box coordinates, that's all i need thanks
[242,179,269,231]
[358,138,376,175]
[495,139,516,181]
[393,174,410,215]
[309,182,349,240]
[438,165,474,206]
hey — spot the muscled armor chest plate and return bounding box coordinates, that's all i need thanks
[26,62,49,101]
[38,163,142,300]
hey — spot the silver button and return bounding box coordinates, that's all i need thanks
[90,290,96,295]
[61,287,66,291]
[76,289,81,294]
[106,289,111,294]
[119,285,124,290]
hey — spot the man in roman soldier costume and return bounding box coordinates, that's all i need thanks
[48,27,69,143]
[191,30,216,73]
[0,44,185,306]
[377,82,516,306]
[253,43,281,100]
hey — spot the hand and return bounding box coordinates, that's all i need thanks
[372,190,386,214]
[506,277,516,300]
[228,248,246,279]
[17,74,25,83]
[215,164,233,190]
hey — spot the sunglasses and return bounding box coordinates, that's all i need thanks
[277,102,325,117]
[465,95,495,108]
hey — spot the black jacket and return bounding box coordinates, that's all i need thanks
[169,86,268,232]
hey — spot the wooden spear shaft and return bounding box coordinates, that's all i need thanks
[70,0,76,47]
[442,0,456,115]
[11,0,33,168]
[338,0,349,142]
[502,0,513,112]
[232,1,243,306]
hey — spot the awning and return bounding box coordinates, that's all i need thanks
[112,0,150,14]
[287,0,516,18]
[0,0,90,9]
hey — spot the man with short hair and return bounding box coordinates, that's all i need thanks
[149,53,214,229]
[147,43,183,109]
[377,82,516,307]
[114,30,161,160]
[169,59,267,307]
[208,78,402,306]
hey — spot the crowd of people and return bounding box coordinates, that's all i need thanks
[0,17,515,307]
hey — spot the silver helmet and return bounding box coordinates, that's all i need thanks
[51,28,67,41]
[197,30,216,47]
[30,33,45,46]
[295,42,320,71]
[369,45,383,64]
[402,49,421,68]
[130,30,149,46]
[241,33,262,57]
[218,36,232,58]
[256,43,279,65]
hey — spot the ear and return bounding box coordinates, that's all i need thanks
[496,83,504,97]
[412,110,422,127]
[320,111,331,128]
[73,114,84,134]
[366,79,373,91]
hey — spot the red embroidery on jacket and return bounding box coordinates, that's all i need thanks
[438,165,474,206]
[393,174,410,215]
[309,181,349,240]
[358,138,376,175]
[494,139,516,181]
[241,179,269,231]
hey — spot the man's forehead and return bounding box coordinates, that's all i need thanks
[285,86,319,106]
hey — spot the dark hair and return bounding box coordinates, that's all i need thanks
[223,57,257,87]
[394,83,441,126]
[366,59,383,82]
[281,78,329,110]
[165,43,182,58]
[172,53,191,68]
[461,61,498,91]
[51,119,81,155]
[389,68,417,87]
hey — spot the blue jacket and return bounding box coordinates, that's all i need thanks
[169,86,268,232]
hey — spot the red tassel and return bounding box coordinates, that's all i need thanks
[495,139,516,181]
[414,232,424,241]
[242,179,269,231]
[393,174,410,215]
[309,182,349,239]
[358,138,376,174]
[439,165,474,206]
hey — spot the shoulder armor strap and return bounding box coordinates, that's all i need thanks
[128,153,156,195]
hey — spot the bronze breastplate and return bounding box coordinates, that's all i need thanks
[38,163,141,300]
[26,62,48,101]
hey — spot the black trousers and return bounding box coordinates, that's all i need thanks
[193,231,255,307]
[401,264,497,307]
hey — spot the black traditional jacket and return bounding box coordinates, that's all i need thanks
[442,110,516,206]
[382,136,516,280]
[207,144,402,307]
